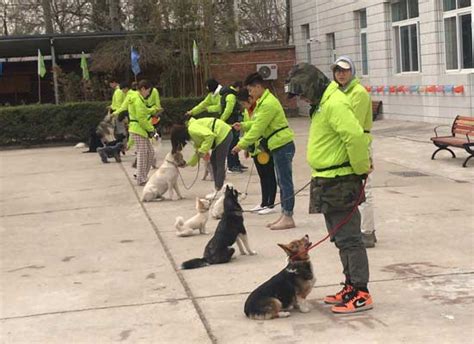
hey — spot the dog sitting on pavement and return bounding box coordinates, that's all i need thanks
[175,198,211,237]
[141,151,186,202]
[181,185,256,269]
[244,235,315,320]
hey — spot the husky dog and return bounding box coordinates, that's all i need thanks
[141,151,186,202]
[175,198,211,237]
[244,235,315,320]
[181,186,256,269]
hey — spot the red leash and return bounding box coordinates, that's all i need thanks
[292,177,368,260]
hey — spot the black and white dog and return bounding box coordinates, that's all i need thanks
[181,185,256,269]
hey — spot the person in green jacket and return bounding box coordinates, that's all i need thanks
[237,88,277,215]
[108,80,125,113]
[232,72,296,230]
[219,81,247,173]
[286,62,373,314]
[331,56,376,248]
[127,80,160,186]
[185,79,222,117]
[170,117,233,199]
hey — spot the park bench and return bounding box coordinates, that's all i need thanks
[430,115,474,167]
[372,100,382,120]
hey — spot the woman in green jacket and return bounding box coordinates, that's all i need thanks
[286,62,372,315]
[127,80,160,186]
[236,88,277,215]
[170,117,232,199]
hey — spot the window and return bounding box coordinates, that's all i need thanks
[302,24,311,63]
[443,0,472,70]
[391,0,420,73]
[327,33,336,63]
[359,9,369,75]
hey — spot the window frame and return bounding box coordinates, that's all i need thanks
[359,9,369,76]
[443,3,473,71]
[301,24,312,63]
[391,1,421,74]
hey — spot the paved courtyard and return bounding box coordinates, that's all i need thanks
[1,117,473,343]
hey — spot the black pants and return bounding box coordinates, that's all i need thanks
[227,128,241,169]
[253,155,277,208]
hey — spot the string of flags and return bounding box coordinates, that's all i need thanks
[365,85,464,94]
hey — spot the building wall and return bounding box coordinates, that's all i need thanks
[210,46,297,111]
[291,0,474,124]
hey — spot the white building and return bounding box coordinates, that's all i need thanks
[290,0,473,124]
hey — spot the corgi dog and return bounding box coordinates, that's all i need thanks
[175,198,211,237]
[181,186,256,269]
[244,235,315,320]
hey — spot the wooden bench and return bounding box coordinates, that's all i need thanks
[372,100,382,120]
[430,115,474,167]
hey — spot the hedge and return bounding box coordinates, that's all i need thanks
[0,97,203,146]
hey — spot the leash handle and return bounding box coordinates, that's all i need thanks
[178,160,201,190]
[291,177,368,260]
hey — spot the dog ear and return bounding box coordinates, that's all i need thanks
[277,243,292,255]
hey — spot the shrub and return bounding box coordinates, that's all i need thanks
[0,97,203,146]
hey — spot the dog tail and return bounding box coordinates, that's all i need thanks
[174,216,184,230]
[181,258,209,270]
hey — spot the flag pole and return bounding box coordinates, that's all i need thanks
[38,73,41,103]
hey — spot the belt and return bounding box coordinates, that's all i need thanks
[267,126,289,141]
[364,130,370,133]
[129,119,138,123]
[315,161,351,172]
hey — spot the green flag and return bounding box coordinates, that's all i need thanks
[193,40,199,67]
[80,52,90,80]
[37,49,46,78]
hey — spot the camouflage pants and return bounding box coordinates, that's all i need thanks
[310,174,369,288]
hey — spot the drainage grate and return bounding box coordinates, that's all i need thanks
[389,171,429,177]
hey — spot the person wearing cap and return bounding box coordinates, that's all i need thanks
[331,56,376,248]
[186,79,222,117]
[231,72,295,230]
[285,62,373,314]
[236,88,277,215]
[170,118,233,200]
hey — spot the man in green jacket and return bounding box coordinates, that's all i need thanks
[108,80,125,113]
[331,56,376,248]
[286,62,373,314]
[232,72,296,230]
[186,79,222,117]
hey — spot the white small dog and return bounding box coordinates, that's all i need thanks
[175,198,211,237]
[141,151,187,202]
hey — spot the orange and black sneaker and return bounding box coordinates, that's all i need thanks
[331,289,373,314]
[323,283,354,305]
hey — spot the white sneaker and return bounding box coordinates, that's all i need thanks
[250,204,264,212]
[258,207,277,215]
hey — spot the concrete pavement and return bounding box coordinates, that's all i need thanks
[1,117,473,343]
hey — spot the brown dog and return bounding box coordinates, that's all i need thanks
[244,235,315,320]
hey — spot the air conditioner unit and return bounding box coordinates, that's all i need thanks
[257,63,278,80]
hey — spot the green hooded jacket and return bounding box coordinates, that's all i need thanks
[145,88,162,111]
[186,117,231,166]
[341,79,372,132]
[127,92,158,138]
[189,91,222,116]
[307,82,370,178]
[110,86,125,111]
[112,90,137,116]
[237,89,294,152]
